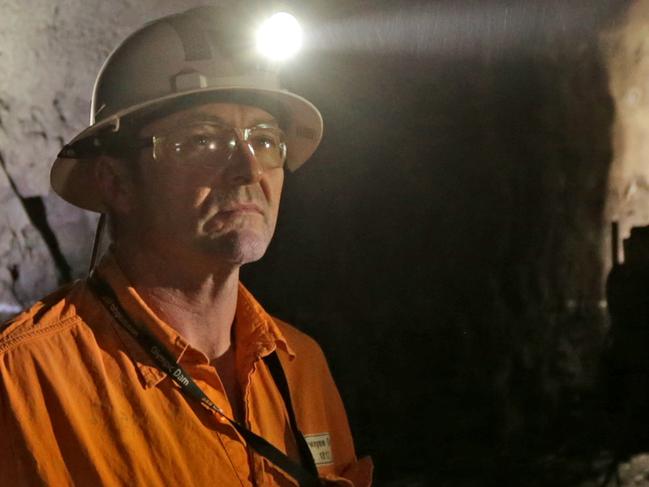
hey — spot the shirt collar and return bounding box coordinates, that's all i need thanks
[92,252,295,389]
[234,282,296,362]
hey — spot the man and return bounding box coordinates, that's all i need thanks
[0,6,372,486]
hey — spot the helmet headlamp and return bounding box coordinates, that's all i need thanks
[256,12,303,61]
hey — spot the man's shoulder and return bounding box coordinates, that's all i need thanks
[272,316,320,349]
[271,316,328,366]
[0,281,86,355]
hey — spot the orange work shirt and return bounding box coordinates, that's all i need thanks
[0,254,372,486]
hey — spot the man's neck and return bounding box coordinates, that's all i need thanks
[113,242,240,361]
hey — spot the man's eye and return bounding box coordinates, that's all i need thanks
[252,134,279,149]
[259,137,275,148]
[192,135,213,146]
[187,134,225,150]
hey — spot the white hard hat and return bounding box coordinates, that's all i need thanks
[50,5,323,212]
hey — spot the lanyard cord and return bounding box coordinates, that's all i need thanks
[88,274,320,487]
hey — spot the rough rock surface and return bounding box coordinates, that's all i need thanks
[0,164,57,319]
[0,0,206,319]
[599,3,649,485]
[606,1,649,244]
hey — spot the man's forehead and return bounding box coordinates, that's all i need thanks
[140,102,279,135]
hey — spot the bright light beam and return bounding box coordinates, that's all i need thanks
[256,12,303,61]
[307,2,604,58]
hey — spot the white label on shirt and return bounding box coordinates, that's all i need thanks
[305,432,333,466]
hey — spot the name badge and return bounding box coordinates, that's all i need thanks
[305,432,333,466]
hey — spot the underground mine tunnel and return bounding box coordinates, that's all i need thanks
[4,0,649,485]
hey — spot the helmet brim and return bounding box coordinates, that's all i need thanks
[50,86,323,212]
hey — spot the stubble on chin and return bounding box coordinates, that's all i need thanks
[196,229,271,266]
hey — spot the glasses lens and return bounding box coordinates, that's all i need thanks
[158,124,231,161]
[247,127,287,168]
[153,123,287,169]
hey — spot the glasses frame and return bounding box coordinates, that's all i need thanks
[129,121,288,169]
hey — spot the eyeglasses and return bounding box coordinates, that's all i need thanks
[137,121,288,169]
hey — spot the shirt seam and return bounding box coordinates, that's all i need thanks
[0,316,79,355]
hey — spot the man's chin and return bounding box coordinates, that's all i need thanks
[197,231,270,266]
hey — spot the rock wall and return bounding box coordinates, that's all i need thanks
[0,0,210,320]
[607,1,649,247]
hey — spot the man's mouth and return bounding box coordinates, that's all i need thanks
[219,203,264,215]
[203,203,264,232]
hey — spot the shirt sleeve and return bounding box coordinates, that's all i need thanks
[0,348,72,486]
[275,322,373,486]
[0,352,39,485]
[308,345,373,487]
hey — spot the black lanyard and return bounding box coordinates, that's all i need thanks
[88,274,320,487]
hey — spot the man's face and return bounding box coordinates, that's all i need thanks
[120,102,285,267]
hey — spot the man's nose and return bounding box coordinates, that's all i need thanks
[223,135,264,186]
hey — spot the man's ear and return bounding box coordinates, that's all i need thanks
[94,155,136,214]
